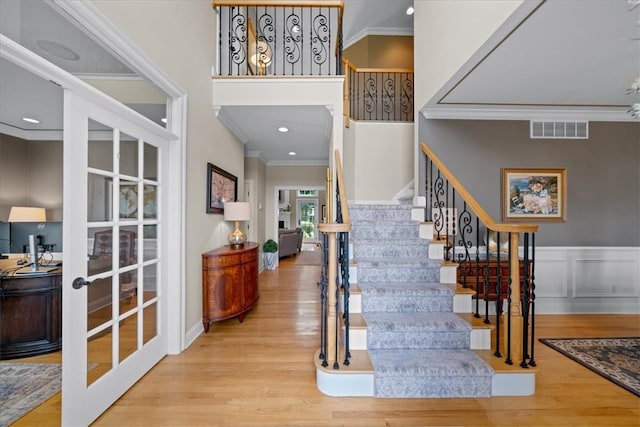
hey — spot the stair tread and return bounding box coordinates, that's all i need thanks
[359,281,454,296]
[357,257,440,265]
[369,348,494,377]
[362,312,472,331]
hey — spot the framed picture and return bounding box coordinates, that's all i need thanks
[502,168,566,221]
[207,163,237,214]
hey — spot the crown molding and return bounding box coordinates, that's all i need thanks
[343,27,413,50]
[420,106,635,122]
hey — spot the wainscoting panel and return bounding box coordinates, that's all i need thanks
[534,247,640,314]
[534,259,569,298]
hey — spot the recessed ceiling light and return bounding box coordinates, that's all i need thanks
[278,126,289,133]
[22,117,40,124]
[406,6,414,15]
[161,118,167,123]
[288,151,296,156]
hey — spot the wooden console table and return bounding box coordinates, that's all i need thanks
[0,267,62,359]
[202,242,259,332]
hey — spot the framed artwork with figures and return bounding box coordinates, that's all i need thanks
[502,168,566,222]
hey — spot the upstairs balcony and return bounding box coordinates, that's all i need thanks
[213,0,344,76]
[213,1,414,127]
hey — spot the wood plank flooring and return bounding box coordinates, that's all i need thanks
[9,252,640,426]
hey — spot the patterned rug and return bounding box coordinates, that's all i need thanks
[0,362,61,426]
[539,337,640,397]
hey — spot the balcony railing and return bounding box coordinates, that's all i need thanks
[343,59,414,122]
[213,0,344,76]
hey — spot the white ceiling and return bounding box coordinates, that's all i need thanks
[424,0,640,121]
[1,0,638,163]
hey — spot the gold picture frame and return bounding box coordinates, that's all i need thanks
[502,168,567,222]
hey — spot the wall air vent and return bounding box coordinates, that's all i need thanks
[530,120,588,139]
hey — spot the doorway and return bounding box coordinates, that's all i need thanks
[296,198,318,244]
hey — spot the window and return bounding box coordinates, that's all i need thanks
[297,190,317,197]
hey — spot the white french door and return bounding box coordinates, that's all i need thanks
[62,90,171,426]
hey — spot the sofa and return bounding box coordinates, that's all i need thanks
[278,228,303,258]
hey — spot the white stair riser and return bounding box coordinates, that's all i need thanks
[453,294,472,313]
[492,372,536,396]
[428,243,445,260]
[440,264,457,284]
[346,328,367,350]
[470,329,491,350]
[316,370,374,397]
[339,293,361,314]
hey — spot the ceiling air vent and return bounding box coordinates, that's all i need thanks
[530,120,588,139]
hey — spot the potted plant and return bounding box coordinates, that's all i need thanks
[263,239,278,270]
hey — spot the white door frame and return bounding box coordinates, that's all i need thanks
[244,179,257,243]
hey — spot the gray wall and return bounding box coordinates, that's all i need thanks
[419,118,640,246]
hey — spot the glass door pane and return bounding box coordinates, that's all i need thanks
[297,199,318,243]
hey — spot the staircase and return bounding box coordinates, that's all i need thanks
[315,203,536,398]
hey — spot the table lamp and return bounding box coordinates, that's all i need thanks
[9,206,46,272]
[224,202,250,249]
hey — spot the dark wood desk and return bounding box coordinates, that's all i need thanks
[0,266,62,359]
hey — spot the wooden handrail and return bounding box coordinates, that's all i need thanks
[334,149,350,225]
[342,58,413,74]
[421,142,538,234]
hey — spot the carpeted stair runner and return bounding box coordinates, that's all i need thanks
[350,204,494,398]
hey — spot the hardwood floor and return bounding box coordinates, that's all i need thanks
[10,253,640,426]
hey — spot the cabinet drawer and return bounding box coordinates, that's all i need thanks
[241,250,257,263]
[205,254,241,269]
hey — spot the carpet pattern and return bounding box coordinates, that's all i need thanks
[0,362,61,426]
[540,337,640,397]
[351,204,493,398]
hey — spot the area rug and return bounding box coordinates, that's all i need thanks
[0,362,61,426]
[539,337,640,397]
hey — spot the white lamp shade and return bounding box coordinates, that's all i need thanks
[224,202,250,221]
[8,206,46,222]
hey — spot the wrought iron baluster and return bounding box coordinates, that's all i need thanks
[520,232,531,369]
[505,237,514,366]
[483,229,490,324]
[340,231,351,365]
[528,233,537,367]
[494,232,505,358]
[474,218,481,318]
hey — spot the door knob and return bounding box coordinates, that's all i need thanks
[72,277,91,289]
